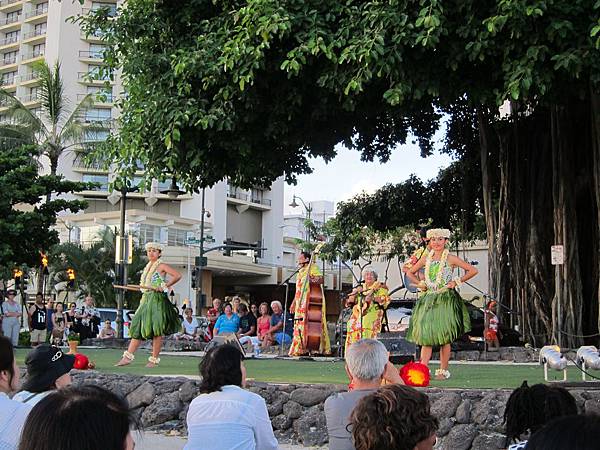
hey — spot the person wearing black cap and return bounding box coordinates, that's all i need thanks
[1,290,21,346]
[0,336,32,450]
[12,344,74,407]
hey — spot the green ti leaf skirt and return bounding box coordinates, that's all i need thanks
[405,288,471,346]
[129,291,181,340]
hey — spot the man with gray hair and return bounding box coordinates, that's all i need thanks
[324,339,403,450]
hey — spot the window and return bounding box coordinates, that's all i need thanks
[81,174,109,191]
[88,64,111,81]
[2,71,17,84]
[6,10,21,23]
[88,43,106,58]
[32,43,45,57]
[34,22,46,36]
[167,228,187,247]
[84,130,110,142]
[86,85,112,102]
[91,2,116,16]
[5,30,20,44]
[85,108,111,122]
[3,51,17,64]
[35,2,48,14]
[138,224,161,245]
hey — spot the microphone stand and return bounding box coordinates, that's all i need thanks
[278,266,302,357]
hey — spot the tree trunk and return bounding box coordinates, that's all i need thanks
[591,90,600,336]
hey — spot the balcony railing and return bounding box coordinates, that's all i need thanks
[24,7,47,19]
[227,191,249,201]
[0,0,21,7]
[21,71,38,81]
[1,74,17,84]
[78,50,103,59]
[21,50,43,60]
[22,28,44,39]
[0,35,18,45]
[0,15,20,26]
[77,71,112,82]
[251,197,272,206]
[82,6,116,17]
[77,92,113,102]
[1,55,17,65]
[81,29,105,39]
[21,93,39,102]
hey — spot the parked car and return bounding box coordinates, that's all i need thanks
[97,308,134,338]
[383,297,523,349]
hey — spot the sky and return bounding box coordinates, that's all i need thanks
[283,141,454,215]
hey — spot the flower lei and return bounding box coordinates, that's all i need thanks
[425,249,449,288]
[140,258,162,288]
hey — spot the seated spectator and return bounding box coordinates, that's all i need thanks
[185,344,278,450]
[263,301,293,347]
[18,385,137,450]
[237,304,256,338]
[213,303,239,336]
[0,336,32,450]
[232,296,242,314]
[349,384,438,450]
[250,303,259,318]
[175,308,200,341]
[504,381,578,449]
[13,344,74,406]
[239,302,271,354]
[325,339,403,450]
[206,308,218,340]
[526,414,600,450]
[212,297,223,315]
[98,320,116,339]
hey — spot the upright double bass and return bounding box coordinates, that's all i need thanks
[299,244,326,353]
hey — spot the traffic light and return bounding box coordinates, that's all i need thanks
[22,272,29,290]
[13,268,22,289]
[191,267,197,289]
[66,268,76,288]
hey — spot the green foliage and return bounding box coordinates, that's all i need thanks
[76,0,600,191]
[0,146,89,272]
[49,227,146,308]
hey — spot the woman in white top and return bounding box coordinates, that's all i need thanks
[185,344,278,450]
[0,336,32,450]
[1,290,21,346]
[12,344,74,407]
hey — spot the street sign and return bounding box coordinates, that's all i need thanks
[195,256,208,267]
[186,238,200,245]
[551,245,564,265]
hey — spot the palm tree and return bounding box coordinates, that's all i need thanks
[0,60,106,183]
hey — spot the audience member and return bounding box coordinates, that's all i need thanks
[185,345,278,450]
[264,301,293,346]
[526,414,600,450]
[13,344,74,406]
[175,308,200,341]
[99,320,116,339]
[213,303,239,336]
[50,302,67,345]
[28,294,47,347]
[250,303,258,318]
[1,290,21,346]
[237,304,256,338]
[325,339,403,450]
[232,296,242,314]
[212,298,223,315]
[504,381,577,449]
[76,296,101,341]
[0,336,32,450]
[65,302,77,335]
[349,384,438,450]
[206,308,218,340]
[239,302,271,354]
[45,299,54,336]
[18,385,137,450]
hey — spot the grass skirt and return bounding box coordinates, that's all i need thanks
[405,288,471,346]
[129,291,181,340]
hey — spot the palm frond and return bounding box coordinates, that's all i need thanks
[59,93,96,144]
[34,60,65,127]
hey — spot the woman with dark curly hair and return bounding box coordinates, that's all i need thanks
[349,384,438,450]
[185,344,278,450]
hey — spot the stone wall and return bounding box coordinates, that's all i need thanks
[70,371,600,449]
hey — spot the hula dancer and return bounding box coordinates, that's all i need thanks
[405,229,477,380]
[116,242,181,368]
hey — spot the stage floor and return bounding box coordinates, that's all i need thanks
[14,347,593,388]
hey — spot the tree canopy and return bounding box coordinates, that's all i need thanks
[0,146,90,275]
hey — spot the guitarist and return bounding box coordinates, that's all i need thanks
[288,251,331,356]
[344,269,390,354]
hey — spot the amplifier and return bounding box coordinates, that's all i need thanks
[377,332,416,365]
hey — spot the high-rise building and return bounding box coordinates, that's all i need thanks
[0,0,286,312]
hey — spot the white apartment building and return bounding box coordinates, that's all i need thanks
[0,0,287,312]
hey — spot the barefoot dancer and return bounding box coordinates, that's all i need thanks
[405,229,477,380]
[116,242,181,368]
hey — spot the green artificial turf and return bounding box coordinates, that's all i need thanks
[14,348,587,389]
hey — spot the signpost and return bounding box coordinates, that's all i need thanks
[552,245,564,347]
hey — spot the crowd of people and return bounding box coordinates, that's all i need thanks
[0,291,103,347]
[172,296,293,356]
[1,334,597,450]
